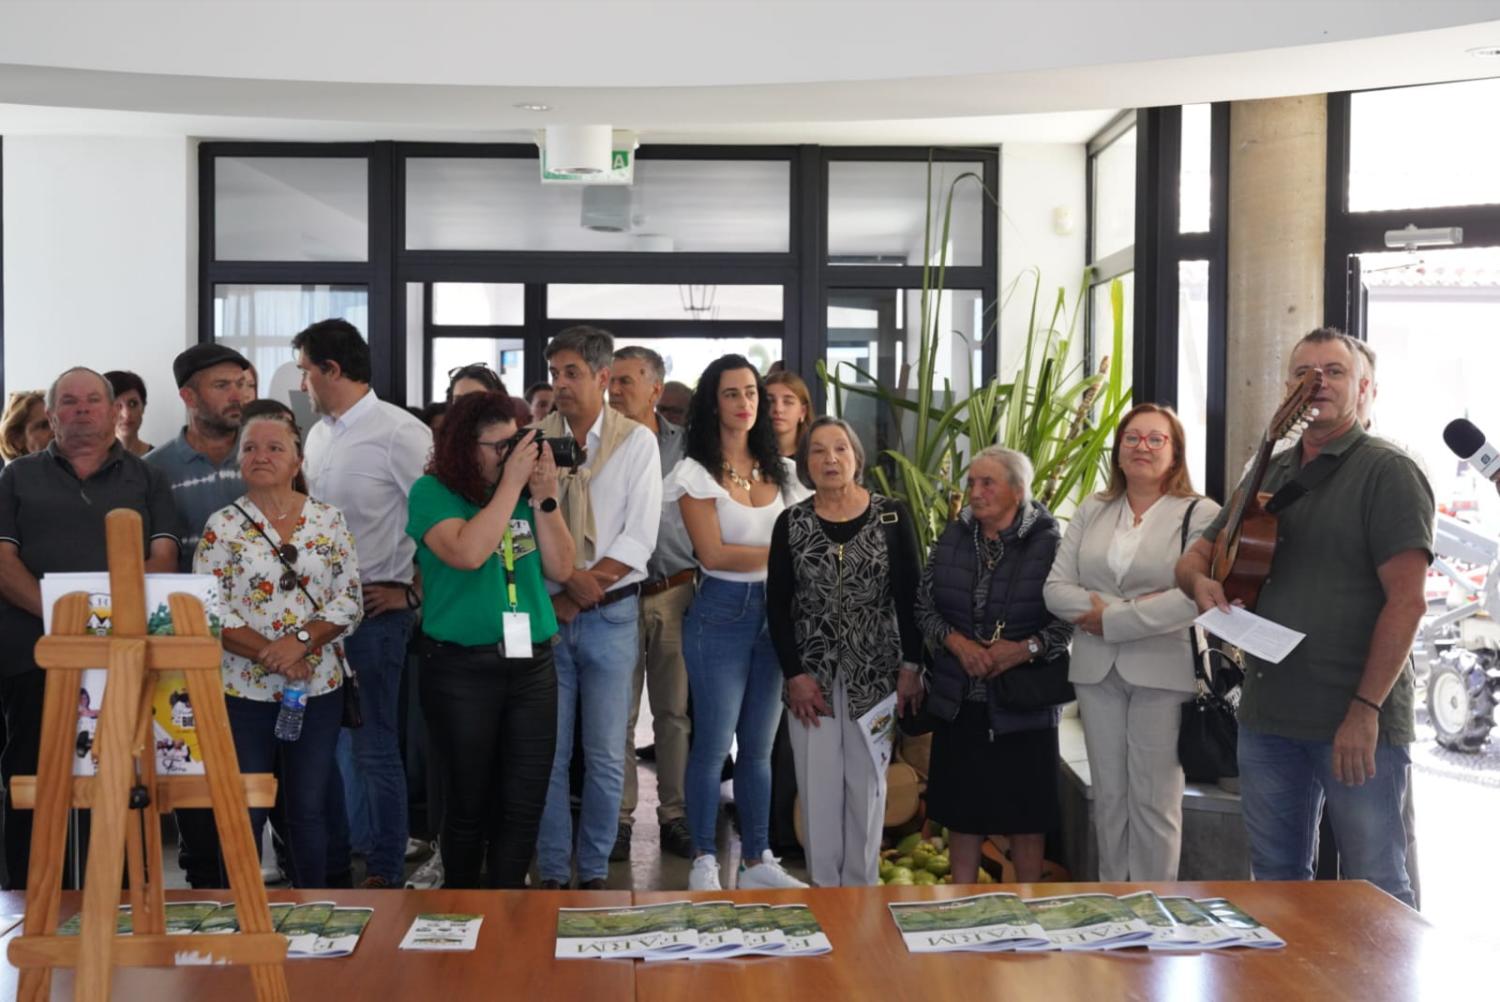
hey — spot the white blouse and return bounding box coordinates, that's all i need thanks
[663,457,804,582]
[1104,495,1168,586]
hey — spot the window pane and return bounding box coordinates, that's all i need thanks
[1089,273,1133,397]
[825,288,984,468]
[1179,105,1211,234]
[215,158,368,261]
[547,284,782,321]
[1091,126,1137,260]
[405,158,790,252]
[1350,78,1500,212]
[213,284,369,414]
[1177,260,1210,492]
[566,337,782,393]
[431,337,526,404]
[432,283,525,326]
[827,161,984,267]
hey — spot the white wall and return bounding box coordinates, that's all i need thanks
[997,144,1088,384]
[3,135,196,450]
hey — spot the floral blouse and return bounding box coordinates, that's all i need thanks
[193,496,363,703]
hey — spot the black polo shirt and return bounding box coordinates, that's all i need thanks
[0,441,182,677]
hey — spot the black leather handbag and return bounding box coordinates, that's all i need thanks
[989,532,1073,712]
[1176,500,1241,781]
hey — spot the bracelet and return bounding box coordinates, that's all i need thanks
[1351,693,1382,714]
[405,584,421,610]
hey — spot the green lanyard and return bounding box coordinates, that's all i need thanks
[501,525,519,612]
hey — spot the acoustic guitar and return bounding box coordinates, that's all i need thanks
[1208,369,1324,609]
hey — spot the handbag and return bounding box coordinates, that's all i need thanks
[231,503,363,729]
[1176,499,1242,781]
[988,533,1074,712]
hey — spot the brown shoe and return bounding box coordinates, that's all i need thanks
[359,875,391,890]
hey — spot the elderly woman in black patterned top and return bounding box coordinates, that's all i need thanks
[767,417,924,886]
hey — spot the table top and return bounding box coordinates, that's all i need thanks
[0,881,1483,1001]
[633,881,1481,1002]
[0,888,634,1001]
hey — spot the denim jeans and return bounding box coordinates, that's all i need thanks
[682,578,783,860]
[226,690,343,888]
[1238,724,1414,906]
[537,595,639,884]
[335,729,372,855]
[341,609,415,884]
[419,639,557,888]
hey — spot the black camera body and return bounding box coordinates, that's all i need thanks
[504,428,586,469]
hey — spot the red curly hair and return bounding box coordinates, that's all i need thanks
[426,390,518,505]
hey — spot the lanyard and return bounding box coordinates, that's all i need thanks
[501,525,519,611]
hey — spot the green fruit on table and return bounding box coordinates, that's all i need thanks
[894,855,915,870]
[889,866,914,882]
[977,868,995,884]
[924,856,951,877]
[887,873,915,886]
[911,870,938,886]
[878,859,895,880]
[895,832,924,856]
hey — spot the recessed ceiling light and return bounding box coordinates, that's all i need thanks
[514,102,551,112]
[1466,45,1500,59]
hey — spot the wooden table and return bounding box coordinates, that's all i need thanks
[0,882,1483,1000]
[633,881,1484,1002]
[0,888,634,1001]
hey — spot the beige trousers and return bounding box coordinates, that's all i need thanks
[620,580,693,824]
[1075,666,1187,881]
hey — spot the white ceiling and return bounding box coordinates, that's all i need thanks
[0,0,1497,143]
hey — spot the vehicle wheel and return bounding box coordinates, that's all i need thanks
[1426,651,1497,752]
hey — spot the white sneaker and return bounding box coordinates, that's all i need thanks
[688,854,722,891]
[405,846,443,889]
[405,837,429,861]
[736,850,808,890]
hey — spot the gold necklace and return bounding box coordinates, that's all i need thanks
[721,461,761,494]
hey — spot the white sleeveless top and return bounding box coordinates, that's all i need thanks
[663,457,808,582]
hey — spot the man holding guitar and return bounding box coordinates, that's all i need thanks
[1176,328,1433,907]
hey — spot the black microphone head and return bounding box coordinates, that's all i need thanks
[1444,418,1486,458]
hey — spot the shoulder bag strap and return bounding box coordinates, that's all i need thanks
[231,502,322,612]
[1263,435,1367,515]
[1179,498,1212,685]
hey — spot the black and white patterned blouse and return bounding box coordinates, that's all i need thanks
[767,494,923,719]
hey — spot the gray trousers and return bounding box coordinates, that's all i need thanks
[620,580,693,824]
[1075,667,1187,881]
[788,675,887,887]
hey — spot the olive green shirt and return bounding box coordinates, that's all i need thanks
[1202,423,1434,745]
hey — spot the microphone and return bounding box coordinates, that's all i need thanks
[1443,418,1500,480]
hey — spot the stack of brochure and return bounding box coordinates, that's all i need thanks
[889,892,1284,953]
[56,901,375,958]
[555,900,831,960]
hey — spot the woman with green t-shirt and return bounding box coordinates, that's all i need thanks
[406,390,576,888]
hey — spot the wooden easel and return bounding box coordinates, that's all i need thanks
[6,509,289,1001]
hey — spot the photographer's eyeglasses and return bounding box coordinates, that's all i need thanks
[476,437,512,458]
[1121,432,1170,451]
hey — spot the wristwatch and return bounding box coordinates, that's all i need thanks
[295,628,313,652]
[538,496,559,513]
[1026,637,1041,659]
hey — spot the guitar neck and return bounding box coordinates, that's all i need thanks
[1224,437,1277,534]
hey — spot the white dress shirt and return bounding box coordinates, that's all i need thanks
[545,406,662,594]
[304,388,432,585]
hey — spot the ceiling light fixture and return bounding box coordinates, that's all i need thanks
[514,102,551,112]
[543,125,612,175]
[1466,45,1500,58]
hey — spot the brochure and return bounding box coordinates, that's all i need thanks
[1025,894,1155,951]
[685,900,744,959]
[399,913,484,951]
[889,892,1050,953]
[733,903,788,956]
[0,913,24,936]
[1160,896,1243,948]
[555,900,698,959]
[857,691,899,777]
[1196,898,1286,949]
[58,905,132,936]
[299,907,374,958]
[278,901,337,955]
[771,903,832,956]
[40,572,223,778]
[164,901,222,935]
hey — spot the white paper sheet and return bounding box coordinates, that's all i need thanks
[1193,606,1304,664]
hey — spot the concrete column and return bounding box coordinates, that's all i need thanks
[1224,95,1327,494]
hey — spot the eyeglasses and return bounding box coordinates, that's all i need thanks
[275,543,300,591]
[476,438,511,457]
[1121,432,1170,451]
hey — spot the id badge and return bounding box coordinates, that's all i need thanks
[502,612,532,659]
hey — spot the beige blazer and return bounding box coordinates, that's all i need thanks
[1044,493,1221,694]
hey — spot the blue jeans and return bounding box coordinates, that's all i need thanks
[537,595,639,883]
[335,729,372,855]
[226,691,343,888]
[1238,725,1413,906]
[341,610,414,884]
[682,578,783,860]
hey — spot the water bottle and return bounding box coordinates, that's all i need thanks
[275,684,307,742]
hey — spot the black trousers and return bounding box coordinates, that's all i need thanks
[1,668,89,890]
[418,638,556,889]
